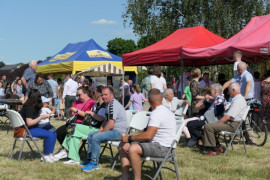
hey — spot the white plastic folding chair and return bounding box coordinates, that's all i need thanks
[110,111,150,169]
[141,119,185,180]
[7,109,44,161]
[219,106,251,156]
[99,110,139,163]
[175,104,188,117]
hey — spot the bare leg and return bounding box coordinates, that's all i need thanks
[128,144,143,180]
[119,142,131,180]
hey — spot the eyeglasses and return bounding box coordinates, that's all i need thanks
[77,93,83,97]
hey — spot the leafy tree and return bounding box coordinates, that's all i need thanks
[107,38,137,56]
[0,61,5,68]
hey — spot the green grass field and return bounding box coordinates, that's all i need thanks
[0,116,270,180]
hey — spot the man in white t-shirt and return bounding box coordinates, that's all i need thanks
[119,88,176,180]
[233,50,242,76]
[200,72,214,87]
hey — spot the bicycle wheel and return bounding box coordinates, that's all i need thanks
[244,111,268,146]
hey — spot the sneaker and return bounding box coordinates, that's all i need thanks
[63,159,80,165]
[54,149,68,160]
[205,150,220,157]
[49,154,58,162]
[216,146,224,153]
[80,159,92,166]
[187,139,197,147]
[81,163,99,172]
[41,155,54,163]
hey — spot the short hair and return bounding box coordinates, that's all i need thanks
[237,62,247,71]
[229,82,241,93]
[211,83,223,93]
[254,71,260,79]
[267,70,270,78]
[233,51,242,59]
[148,88,162,102]
[104,86,114,96]
[148,68,154,75]
[132,84,141,93]
[47,74,53,79]
[77,86,93,98]
[66,74,71,78]
[163,88,174,97]
[203,72,209,77]
[96,85,105,94]
[35,73,44,80]
[29,60,37,68]
[191,68,201,78]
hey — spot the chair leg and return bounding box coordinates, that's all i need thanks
[109,144,114,158]
[100,143,108,158]
[172,153,180,180]
[18,139,26,161]
[26,141,36,157]
[30,138,44,161]
[111,152,119,170]
[9,139,17,159]
[241,132,247,153]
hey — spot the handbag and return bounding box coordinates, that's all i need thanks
[82,114,93,126]
[13,126,26,138]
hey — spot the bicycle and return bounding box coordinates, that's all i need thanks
[244,99,268,146]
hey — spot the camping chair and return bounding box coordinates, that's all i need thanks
[6,109,44,161]
[110,111,150,169]
[175,104,188,117]
[141,118,185,180]
[219,106,251,156]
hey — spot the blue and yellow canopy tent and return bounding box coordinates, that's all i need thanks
[36,39,137,75]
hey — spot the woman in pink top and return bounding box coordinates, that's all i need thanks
[125,84,148,111]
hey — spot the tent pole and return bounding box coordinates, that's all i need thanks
[181,59,184,97]
[122,67,125,106]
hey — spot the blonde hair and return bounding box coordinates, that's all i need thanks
[132,84,141,93]
[191,68,201,78]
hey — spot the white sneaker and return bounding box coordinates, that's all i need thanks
[41,155,54,163]
[49,154,58,162]
[63,159,80,165]
[53,149,68,160]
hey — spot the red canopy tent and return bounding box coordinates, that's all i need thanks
[123,26,226,66]
[181,14,270,64]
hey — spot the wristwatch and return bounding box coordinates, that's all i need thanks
[128,136,132,143]
[76,109,79,113]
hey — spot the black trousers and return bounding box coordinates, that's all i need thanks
[56,125,68,146]
[187,120,206,140]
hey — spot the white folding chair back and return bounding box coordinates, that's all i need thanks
[175,119,186,143]
[125,110,138,127]
[175,104,188,116]
[129,111,150,131]
[6,109,44,161]
[220,106,250,156]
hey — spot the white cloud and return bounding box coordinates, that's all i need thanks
[91,19,117,25]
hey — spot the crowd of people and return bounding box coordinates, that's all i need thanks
[1,51,270,179]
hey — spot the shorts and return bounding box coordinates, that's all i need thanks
[138,142,170,158]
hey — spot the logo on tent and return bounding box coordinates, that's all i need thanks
[87,50,112,59]
[49,52,76,62]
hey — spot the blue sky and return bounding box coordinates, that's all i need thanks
[0,0,138,64]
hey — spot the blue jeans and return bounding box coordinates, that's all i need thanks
[29,127,57,155]
[87,130,122,164]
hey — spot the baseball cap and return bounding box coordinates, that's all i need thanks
[41,96,51,103]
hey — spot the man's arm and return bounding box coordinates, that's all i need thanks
[121,126,158,143]
[101,119,115,132]
[21,77,28,89]
[217,115,231,124]
[244,81,252,98]
[222,79,232,92]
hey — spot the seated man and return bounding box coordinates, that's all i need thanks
[203,82,248,156]
[162,88,190,113]
[81,87,127,172]
[186,83,227,147]
[119,88,176,180]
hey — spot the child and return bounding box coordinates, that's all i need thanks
[38,96,56,132]
[124,84,148,111]
[56,82,65,120]
[4,82,13,98]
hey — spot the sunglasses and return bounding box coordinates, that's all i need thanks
[77,93,83,97]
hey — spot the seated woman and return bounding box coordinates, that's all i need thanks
[54,85,106,164]
[20,89,57,163]
[55,86,96,146]
[186,83,227,147]
[162,88,190,113]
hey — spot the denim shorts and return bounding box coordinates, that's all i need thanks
[138,142,170,158]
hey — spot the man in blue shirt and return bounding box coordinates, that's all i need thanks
[21,60,37,94]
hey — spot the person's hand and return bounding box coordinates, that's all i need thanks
[185,100,191,106]
[86,110,94,116]
[41,114,49,119]
[121,134,129,143]
[70,107,77,113]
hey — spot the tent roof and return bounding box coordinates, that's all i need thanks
[37,39,137,74]
[122,26,226,66]
[181,14,270,64]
